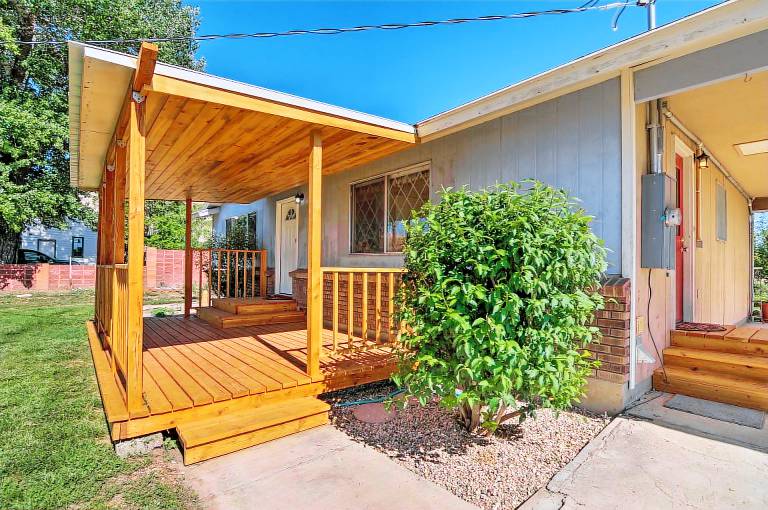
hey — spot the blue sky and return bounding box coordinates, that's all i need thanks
[186,0,723,123]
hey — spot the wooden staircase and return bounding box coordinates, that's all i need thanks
[653,326,768,412]
[177,396,330,464]
[196,297,305,329]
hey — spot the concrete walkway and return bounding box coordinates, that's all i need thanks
[183,425,478,510]
[523,394,768,510]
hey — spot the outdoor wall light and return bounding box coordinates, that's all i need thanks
[696,151,709,170]
[294,192,305,204]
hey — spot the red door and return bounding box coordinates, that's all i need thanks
[675,154,685,322]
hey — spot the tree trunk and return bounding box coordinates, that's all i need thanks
[458,401,524,437]
[10,8,36,87]
[0,224,20,263]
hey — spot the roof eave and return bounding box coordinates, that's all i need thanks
[416,0,768,140]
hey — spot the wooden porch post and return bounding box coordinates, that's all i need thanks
[113,141,127,264]
[184,195,193,318]
[306,131,322,379]
[124,42,157,416]
[102,163,116,264]
[125,93,146,415]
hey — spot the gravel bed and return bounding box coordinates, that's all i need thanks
[322,383,610,510]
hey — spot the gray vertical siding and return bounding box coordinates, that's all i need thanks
[215,77,623,272]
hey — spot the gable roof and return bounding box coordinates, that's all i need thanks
[417,0,768,140]
[68,0,768,193]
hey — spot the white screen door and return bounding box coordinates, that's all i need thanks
[276,199,299,295]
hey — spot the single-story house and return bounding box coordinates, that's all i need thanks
[69,0,768,463]
[21,220,97,263]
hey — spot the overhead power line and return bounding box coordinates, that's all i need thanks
[4,1,638,47]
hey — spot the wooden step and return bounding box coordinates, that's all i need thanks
[652,365,768,412]
[212,297,297,315]
[663,347,768,380]
[197,307,305,329]
[177,397,330,464]
[671,331,768,358]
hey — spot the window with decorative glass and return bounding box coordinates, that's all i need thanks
[350,163,430,254]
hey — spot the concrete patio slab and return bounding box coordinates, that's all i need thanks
[628,392,768,452]
[521,414,768,510]
[183,424,478,510]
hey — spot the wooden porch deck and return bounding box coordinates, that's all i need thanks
[88,316,397,443]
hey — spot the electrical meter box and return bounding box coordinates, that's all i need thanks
[641,173,677,269]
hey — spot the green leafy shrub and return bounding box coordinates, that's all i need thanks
[393,181,607,435]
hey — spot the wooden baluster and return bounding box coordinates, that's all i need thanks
[208,249,212,306]
[234,251,239,298]
[361,272,368,344]
[260,250,267,297]
[388,272,395,344]
[332,272,339,351]
[250,252,255,298]
[197,250,203,306]
[375,273,382,344]
[347,272,353,348]
[226,251,231,298]
[216,250,221,298]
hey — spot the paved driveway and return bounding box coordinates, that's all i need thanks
[523,396,768,510]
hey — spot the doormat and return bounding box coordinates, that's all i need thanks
[676,322,727,332]
[664,395,765,429]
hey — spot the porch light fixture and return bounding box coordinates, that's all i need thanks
[696,150,709,170]
[735,139,768,156]
[294,192,305,205]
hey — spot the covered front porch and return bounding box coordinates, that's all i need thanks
[70,41,416,463]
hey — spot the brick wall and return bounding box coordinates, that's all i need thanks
[291,269,400,339]
[587,276,631,384]
[0,248,200,293]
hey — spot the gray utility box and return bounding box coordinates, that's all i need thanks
[641,173,676,270]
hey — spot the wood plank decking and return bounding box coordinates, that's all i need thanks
[88,316,397,444]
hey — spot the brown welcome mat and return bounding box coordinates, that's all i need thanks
[676,322,727,332]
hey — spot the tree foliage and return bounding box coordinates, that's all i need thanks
[393,181,607,435]
[0,0,203,261]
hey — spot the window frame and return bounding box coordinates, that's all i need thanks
[715,181,728,242]
[71,236,85,258]
[348,161,431,255]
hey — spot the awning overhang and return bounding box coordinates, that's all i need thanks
[68,42,417,203]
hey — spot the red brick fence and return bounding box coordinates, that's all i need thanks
[0,248,194,292]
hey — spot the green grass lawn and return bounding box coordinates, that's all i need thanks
[0,291,197,510]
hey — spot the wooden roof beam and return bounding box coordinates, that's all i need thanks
[133,42,159,94]
[105,42,158,168]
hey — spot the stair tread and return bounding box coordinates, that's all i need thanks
[663,347,768,370]
[212,297,297,315]
[178,397,330,448]
[197,306,305,328]
[654,365,768,390]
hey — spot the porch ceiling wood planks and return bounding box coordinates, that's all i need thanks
[140,90,413,203]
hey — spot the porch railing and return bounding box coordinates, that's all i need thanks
[321,267,406,353]
[193,248,268,306]
[94,264,129,388]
